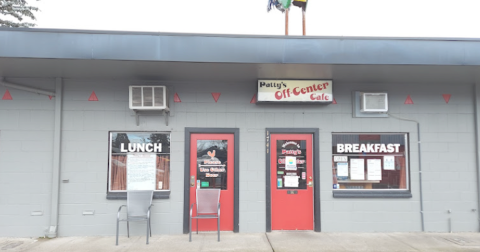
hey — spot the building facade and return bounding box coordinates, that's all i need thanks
[0,28,480,237]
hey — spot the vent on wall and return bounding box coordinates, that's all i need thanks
[129,86,167,110]
[360,92,388,113]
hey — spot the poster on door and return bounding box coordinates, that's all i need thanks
[277,140,307,189]
[285,156,297,170]
[196,140,228,190]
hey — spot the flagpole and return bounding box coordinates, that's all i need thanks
[302,9,306,36]
[285,9,289,35]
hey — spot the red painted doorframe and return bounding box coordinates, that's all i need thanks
[189,133,234,231]
[183,128,240,234]
[266,128,321,232]
[271,133,313,230]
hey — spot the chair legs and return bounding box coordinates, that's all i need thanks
[127,221,130,237]
[217,217,220,242]
[116,218,120,246]
[189,216,192,242]
[189,218,221,242]
[149,217,152,237]
[146,219,150,245]
[116,219,152,245]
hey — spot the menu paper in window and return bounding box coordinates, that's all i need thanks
[285,156,297,170]
[367,159,382,180]
[383,156,395,170]
[284,176,299,187]
[337,162,349,177]
[350,159,365,180]
[126,153,156,190]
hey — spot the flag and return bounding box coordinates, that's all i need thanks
[280,0,292,9]
[293,0,307,11]
[268,0,285,12]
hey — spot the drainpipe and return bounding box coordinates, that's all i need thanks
[388,113,425,232]
[0,78,56,97]
[47,78,63,238]
[474,82,480,232]
[1,77,62,237]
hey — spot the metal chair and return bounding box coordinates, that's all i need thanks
[189,188,221,242]
[116,190,154,245]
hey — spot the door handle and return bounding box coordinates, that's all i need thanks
[308,181,313,187]
[190,176,195,187]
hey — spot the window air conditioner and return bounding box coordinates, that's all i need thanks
[129,86,168,110]
[360,92,388,113]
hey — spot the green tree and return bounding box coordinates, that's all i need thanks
[0,0,39,28]
[148,133,170,153]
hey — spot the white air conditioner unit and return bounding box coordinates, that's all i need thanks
[129,86,168,110]
[360,92,388,113]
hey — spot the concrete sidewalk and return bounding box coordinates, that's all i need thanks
[1,232,480,252]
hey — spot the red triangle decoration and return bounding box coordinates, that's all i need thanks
[332,98,337,104]
[404,95,414,104]
[442,94,451,104]
[250,94,257,104]
[2,89,12,100]
[49,96,53,100]
[212,93,221,103]
[174,93,181,103]
[88,91,99,101]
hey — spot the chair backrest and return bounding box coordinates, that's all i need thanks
[127,190,153,216]
[196,189,220,214]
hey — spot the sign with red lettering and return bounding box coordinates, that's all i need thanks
[257,80,333,103]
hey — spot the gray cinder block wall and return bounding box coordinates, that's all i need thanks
[0,78,56,237]
[0,78,478,237]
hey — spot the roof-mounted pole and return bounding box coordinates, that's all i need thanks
[285,9,289,35]
[302,9,306,36]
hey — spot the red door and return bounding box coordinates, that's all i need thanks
[190,133,234,231]
[271,134,314,230]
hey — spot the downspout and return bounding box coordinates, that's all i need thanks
[0,78,56,97]
[0,77,62,237]
[416,122,425,232]
[47,78,63,238]
[474,82,480,232]
[388,113,425,232]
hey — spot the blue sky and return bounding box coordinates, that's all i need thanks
[33,0,480,38]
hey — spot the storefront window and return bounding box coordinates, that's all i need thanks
[332,133,410,197]
[108,132,170,197]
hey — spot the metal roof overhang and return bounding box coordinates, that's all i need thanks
[0,28,479,84]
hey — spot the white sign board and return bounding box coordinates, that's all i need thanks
[334,156,348,162]
[337,162,349,177]
[350,159,365,180]
[127,153,156,190]
[367,159,382,180]
[257,80,333,103]
[285,156,297,170]
[383,156,395,170]
[284,176,299,187]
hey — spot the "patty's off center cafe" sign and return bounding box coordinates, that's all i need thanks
[257,79,333,103]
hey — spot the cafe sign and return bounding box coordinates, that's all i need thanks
[257,79,333,103]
